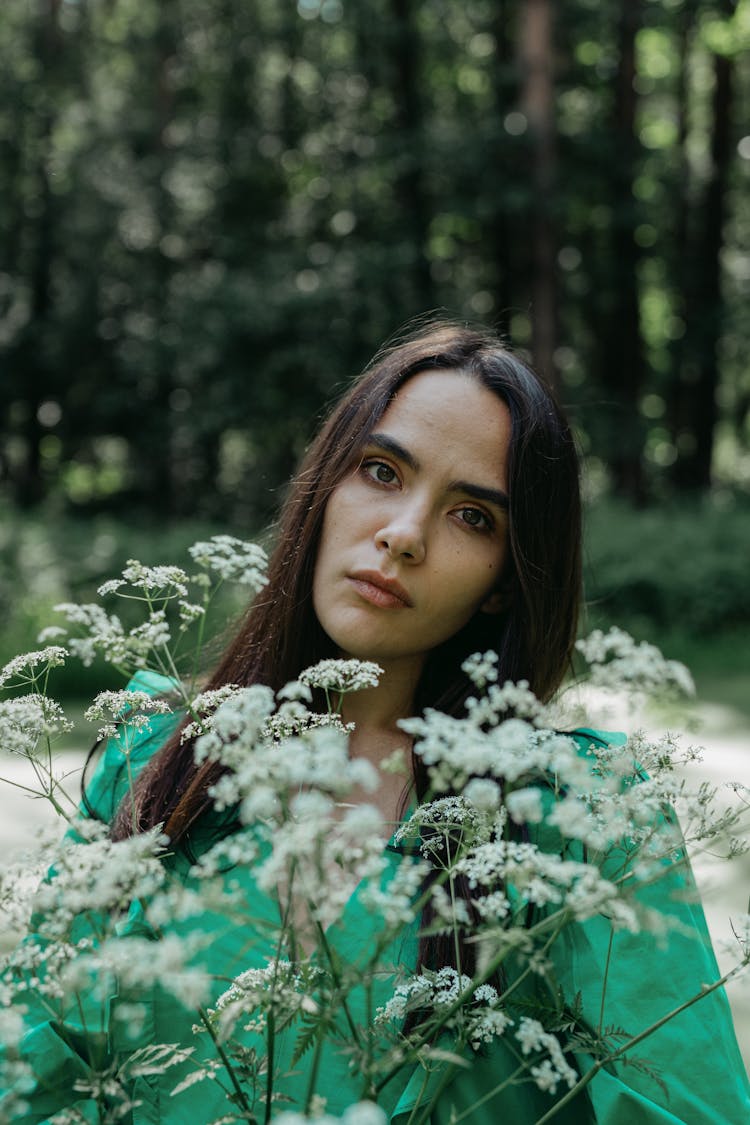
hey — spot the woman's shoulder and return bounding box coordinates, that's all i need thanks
[82,669,183,826]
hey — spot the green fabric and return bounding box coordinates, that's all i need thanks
[3,675,749,1124]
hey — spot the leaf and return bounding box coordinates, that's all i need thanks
[291,1014,323,1067]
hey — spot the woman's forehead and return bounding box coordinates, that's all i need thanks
[370,369,511,490]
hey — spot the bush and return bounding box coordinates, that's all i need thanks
[583,494,750,638]
[0,504,258,698]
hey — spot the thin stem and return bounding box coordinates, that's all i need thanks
[597,927,615,1036]
[198,1008,257,1120]
[402,1068,431,1125]
[303,1017,329,1113]
[450,1062,528,1124]
[263,1013,275,1125]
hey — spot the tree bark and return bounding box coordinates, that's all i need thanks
[489,0,519,339]
[673,0,736,489]
[389,0,433,312]
[519,0,559,393]
[15,0,62,507]
[607,0,646,501]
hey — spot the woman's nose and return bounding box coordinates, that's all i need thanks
[375,511,427,564]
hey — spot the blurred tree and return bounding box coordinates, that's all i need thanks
[0,0,748,528]
[671,0,739,489]
[519,0,559,393]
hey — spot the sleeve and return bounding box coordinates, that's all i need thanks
[546,728,750,1124]
[81,668,183,826]
[392,728,750,1125]
[0,670,182,1124]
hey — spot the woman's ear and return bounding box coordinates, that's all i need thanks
[480,589,506,615]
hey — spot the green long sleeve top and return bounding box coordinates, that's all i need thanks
[3,669,749,1124]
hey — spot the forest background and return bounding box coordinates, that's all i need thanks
[0,0,749,705]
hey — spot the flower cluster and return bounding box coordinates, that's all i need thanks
[204,959,321,1041]
[298,658,383,693]
[576,626,695,697]
[1,539,748,1125]
[188,534,268,590]
[0,695,72,757]
[85,689,174,740]
[377,967,513,1051]
[0,646,68,690]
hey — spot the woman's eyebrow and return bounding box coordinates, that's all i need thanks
[365,432,420,470]
[365,432,509,511]
[448,479,510,512]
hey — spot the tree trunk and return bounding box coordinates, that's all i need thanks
[15,0,62,507]
[519,0,559,393]
[673,0,736,489]
[489,0,519,339]
[607,0,646,501]
[389,0,433,312]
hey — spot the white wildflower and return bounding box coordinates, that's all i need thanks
[358,855,429,928]
[273,1104,386,1125]
[0,695,72,756]
[462,650,499,688]
[114,559,190,598]
[464,679,550,726]
[84,690,173,740]
[50,603,128,666]
[178,600,205,627]
[265,708,352,742]
[205,959,320,1042]
[299,659,383,694]
[32,828,169,932]
[276,679,313,703]
[37,625,67,642]
[515,1017,577,1093]
[395,796,498,864]
[377,967,510,1050]
[256,798,386,932]
[341,1104,388,1125]
[576,627,695,697]
[180,685,241,742]
[193,684,276,771]
[505,786,544,825]
[188,535,268,590]
[462,778,501,813]
[0,646,68,689]
[65,934,210,1010]
[129,610,171,651]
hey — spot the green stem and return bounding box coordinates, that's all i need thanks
[263,1012,275,1125]
[597,928,615,1036]
[402,1069,431,1125]
[303,1017,329,1113]
[198,1008,257,1121]
[450,1062,527,1124]
[314,920,364,1049]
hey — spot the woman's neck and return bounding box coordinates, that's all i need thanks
[337,658,421,825]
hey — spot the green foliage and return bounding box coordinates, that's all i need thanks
[0,504,255,697]
[583,494,750,637]
[0,0,748,524]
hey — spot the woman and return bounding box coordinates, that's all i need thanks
[4,321,749,1123]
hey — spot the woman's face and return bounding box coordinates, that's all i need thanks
[312,369,512,680]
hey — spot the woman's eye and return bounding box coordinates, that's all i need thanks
[458,507,492,531]
[362,460,398,485]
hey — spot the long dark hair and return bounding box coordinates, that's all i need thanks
[109,319,582,974]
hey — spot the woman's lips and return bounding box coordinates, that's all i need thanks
[348,571,412,609]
